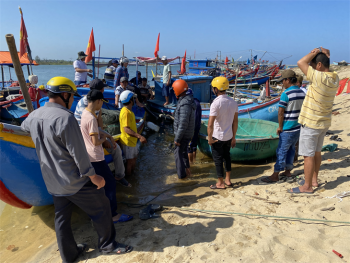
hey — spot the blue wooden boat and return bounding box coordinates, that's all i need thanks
[148,77,280,123]
[0,95,29,124]
[0,102,146,209]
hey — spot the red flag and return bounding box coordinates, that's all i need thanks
[85,28,96,63]
[19,7,30,58]
[224,56,228,65]
[154,33,160,58]
[180,50,187,74]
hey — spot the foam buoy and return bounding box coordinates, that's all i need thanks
[147,121,160,132]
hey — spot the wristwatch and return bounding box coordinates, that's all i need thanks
[318,47,322,52]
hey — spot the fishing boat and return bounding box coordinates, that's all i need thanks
[148,78,280,123]
[197,118,279,162]
[0,103,146,209]
[0,95,28,124]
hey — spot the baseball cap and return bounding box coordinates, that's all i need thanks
[111,59,119,64]
[276,69,296,82]
[87,89,107,102]
[161,56,167,61]
[89,78,107,91]
[120,76,128,83]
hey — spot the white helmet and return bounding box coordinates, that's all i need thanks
[120,90,136,104]
[119,57,129,64]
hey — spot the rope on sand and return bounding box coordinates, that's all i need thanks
[166,207,350,225]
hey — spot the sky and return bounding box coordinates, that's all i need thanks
[0,0,349,64]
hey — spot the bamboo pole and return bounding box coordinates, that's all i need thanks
[155,57,158,77]
[234,65,239,99]
[5,34,34,113]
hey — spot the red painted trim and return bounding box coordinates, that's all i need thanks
[238,98,280,113]
[9,95,24,103]
[0,180,32,209]
[19,113,29,118]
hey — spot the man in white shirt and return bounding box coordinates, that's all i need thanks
[161,56,172,106]
[73,51,93,86]
[208,77,238,190]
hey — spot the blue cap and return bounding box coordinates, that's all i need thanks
[111,59,119,64]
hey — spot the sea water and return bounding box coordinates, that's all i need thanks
[1,64,181,86]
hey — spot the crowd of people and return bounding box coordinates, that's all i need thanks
[19,47,339,262]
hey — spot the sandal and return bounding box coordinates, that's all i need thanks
[113,214,133,223]
[287,187,313,194]
[103,243,133,254]
[209,185,226,190]
[115,177,132,187]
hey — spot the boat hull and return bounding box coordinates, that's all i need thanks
[197,119,279,162]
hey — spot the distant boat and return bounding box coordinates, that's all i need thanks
[198,118,280,162]
[333,61,349,66]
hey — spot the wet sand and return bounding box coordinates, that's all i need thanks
[1,70,349,262]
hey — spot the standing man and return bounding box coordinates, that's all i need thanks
[73,51,93,86]
[208,76,238,190]
[161,56,172,106]
[21,77,133,263]
[261,70,305,183]
[130,71,142,86]
[288,47,339,194]
[119,90,147,176]
[172,79,196,179]
[115,77,144,108]
[114,57,129,88]
[104,59,119,80]
[74,79,131,187]
[188,97,202,164]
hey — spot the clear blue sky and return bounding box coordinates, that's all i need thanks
[0,0,349,64]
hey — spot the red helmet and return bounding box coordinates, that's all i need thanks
[172,79,188,97]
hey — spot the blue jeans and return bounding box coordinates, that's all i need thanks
[74,80,86,86]
[274,130,300,172]
[162,84,170,97]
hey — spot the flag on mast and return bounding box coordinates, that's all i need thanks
[224,56,228,65]
[85,28,96,63]
[19,6,32,61]
[154,33,160,58]
[180,50,187,74]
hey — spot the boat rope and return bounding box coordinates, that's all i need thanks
[166,207,350,226]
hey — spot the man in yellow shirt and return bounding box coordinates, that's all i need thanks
[119,90,147,176]
[288,47,339,194]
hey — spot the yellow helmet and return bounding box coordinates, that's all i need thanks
[211,76,229,91]
[46,76,79,95]
[38,85,45,90]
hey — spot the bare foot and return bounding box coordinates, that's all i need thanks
[210,183,225,189]
[112,214,121,221]
[164,102,170,106]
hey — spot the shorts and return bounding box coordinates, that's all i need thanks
[122,144,138,159]
[299,125,328,157]
[162,84,170,97]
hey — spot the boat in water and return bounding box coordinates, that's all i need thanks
[197,118,279,162]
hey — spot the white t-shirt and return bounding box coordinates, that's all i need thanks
[163,64,171,85]
[209,95,238,141]
[73,60,88,82]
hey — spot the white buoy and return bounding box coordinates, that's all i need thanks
[147,121,160,132]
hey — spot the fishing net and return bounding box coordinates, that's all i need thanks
[101,108,121,136]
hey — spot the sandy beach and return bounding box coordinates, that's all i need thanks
[0,67,349,263]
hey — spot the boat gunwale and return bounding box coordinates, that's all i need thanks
[198,133,279,143]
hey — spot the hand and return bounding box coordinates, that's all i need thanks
[139,136,147,144]
[208,138,218,145]
[87,69,93,73]
[310,48,320,55]
[111,138,117,149]
[89,174,105,189]
[100,133,107,142]
[320,47,330,58]
[102,140,111,149]
[276,127,283,135]
[231,138,236,148]
[87,73,93,78]
[174,141,181,146]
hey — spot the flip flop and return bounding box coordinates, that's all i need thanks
[77,243,87,255]
[103,243,133,255]
[225,182,234,188]
[113,214,133,223]
[260,177,279,184]
[116,177,132,187]
[210,185,226,190]
[287,187,313,194]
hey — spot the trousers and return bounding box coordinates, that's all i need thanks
[174,139,191,179]
[211,139,232,178]
[52,181,117,263]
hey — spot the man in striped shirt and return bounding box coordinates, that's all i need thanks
[262,70,305,184]
[288,47,339,194]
